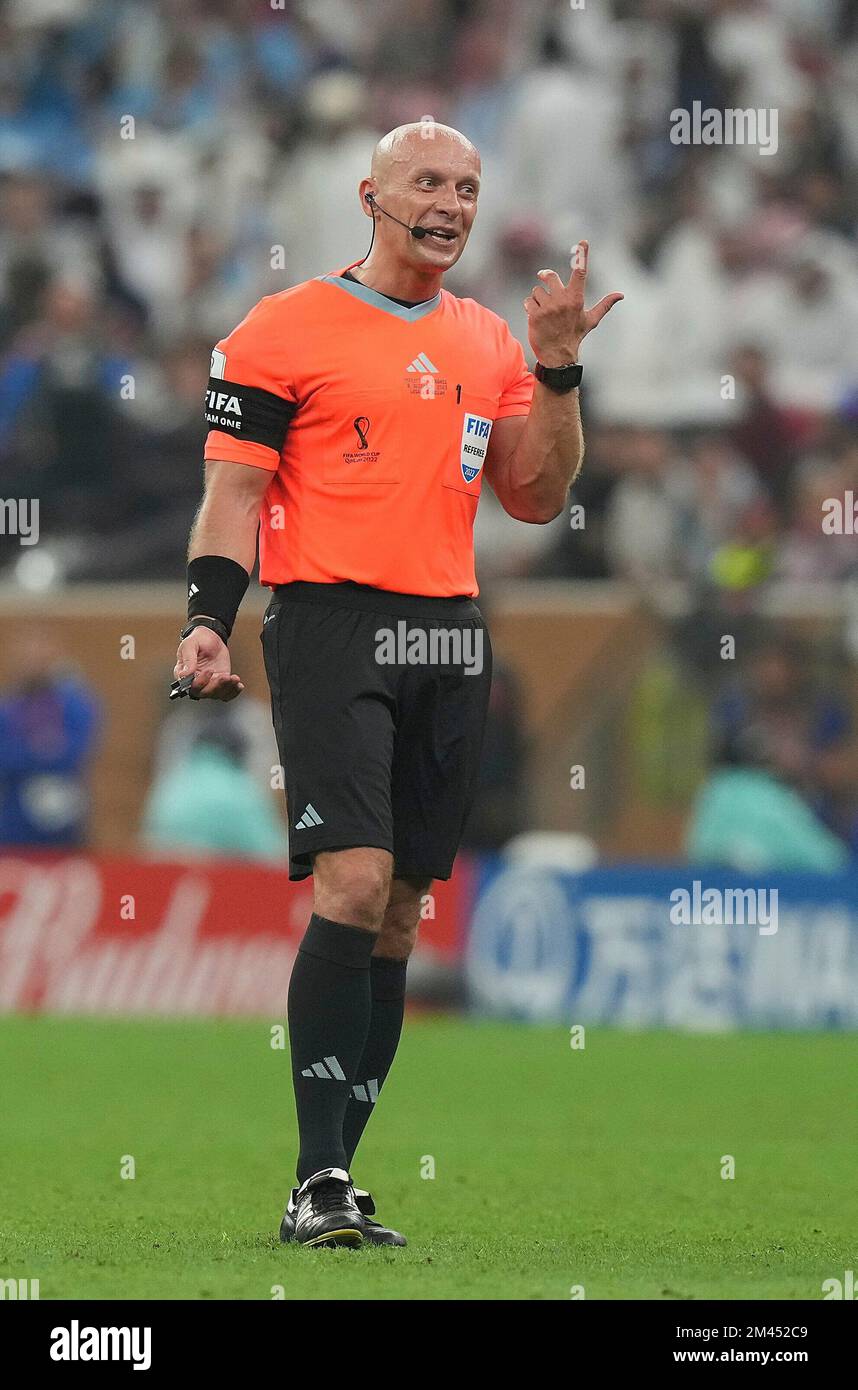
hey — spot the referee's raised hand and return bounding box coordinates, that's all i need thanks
[173,625,244,702]
[523,240,623,365]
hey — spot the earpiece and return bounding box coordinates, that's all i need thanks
[361,193,426,239]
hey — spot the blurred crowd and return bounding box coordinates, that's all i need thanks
[0,0,856,593]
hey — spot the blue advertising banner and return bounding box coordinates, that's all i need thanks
[466,863,858,1029]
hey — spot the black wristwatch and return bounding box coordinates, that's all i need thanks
[534,360,582,393]
[180,616,229,645]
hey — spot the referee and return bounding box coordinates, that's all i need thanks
[174,122,622,1248]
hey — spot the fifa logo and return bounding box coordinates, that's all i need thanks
[353,416,371,450]
[206,389,242,416]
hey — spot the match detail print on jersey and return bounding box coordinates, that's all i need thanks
[203,267,534,596]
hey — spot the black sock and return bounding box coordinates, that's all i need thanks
[288,913,376,1184]
[342,956,408,1169]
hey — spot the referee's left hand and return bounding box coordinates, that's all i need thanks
[173,626,244,702]
[523,240,623,366]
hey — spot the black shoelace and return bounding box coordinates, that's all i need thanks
[310,1182,352,1214]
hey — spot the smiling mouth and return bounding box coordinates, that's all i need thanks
[423,228,458,242]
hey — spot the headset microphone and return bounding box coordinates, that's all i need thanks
[365,192,427,239]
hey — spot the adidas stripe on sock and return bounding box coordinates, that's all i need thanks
[288,913,376,1183]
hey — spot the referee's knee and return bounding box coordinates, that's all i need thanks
[375,875,432,960]
[312,847,392,934]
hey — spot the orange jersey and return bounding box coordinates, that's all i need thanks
[204,266,534,596]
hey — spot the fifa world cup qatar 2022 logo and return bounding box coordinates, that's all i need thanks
[341,415,380,466]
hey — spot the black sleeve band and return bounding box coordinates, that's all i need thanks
[187,555,250,639]
[204,377,297,452]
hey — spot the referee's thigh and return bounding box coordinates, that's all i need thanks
[391,616,492,879]
[261,595,398,877]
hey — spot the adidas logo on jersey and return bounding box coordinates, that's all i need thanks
[404,351,447,396]
[406,352,438,374]
[294,803,323,830]
[301,1056,346,1080]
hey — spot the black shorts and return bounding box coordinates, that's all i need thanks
[261,581,492,881]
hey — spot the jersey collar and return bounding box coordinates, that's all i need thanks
[318,269,443,322]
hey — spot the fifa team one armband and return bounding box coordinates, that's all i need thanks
[204,375,297,452]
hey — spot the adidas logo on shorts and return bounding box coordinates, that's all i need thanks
[294,803,324,830]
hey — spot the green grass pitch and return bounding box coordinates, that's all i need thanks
[1,1015,856,1300]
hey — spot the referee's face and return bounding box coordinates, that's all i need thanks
[376,132,480,270]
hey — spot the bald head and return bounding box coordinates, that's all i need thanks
[370,122,480,182]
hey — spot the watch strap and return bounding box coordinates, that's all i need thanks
[535,360,583,392]
[180,617,230,645]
